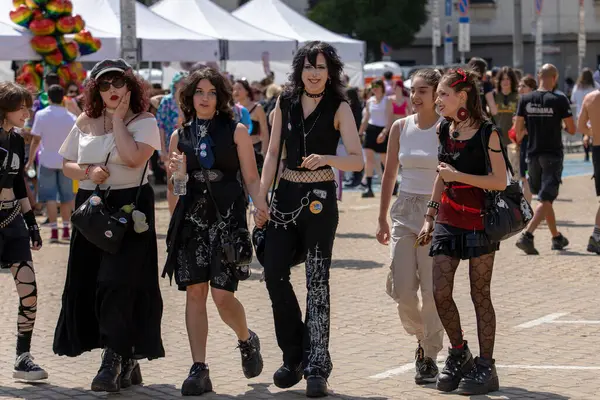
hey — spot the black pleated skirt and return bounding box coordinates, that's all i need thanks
[53,184,165,360]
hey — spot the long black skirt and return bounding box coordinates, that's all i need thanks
[53,184,165,360]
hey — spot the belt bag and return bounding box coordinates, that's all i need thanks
[480,122,533,242]
[71,153,148,255]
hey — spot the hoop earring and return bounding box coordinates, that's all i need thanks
[456,107,469,121]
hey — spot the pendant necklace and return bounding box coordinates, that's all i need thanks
[300,111,321,158]
[194,117,211,158]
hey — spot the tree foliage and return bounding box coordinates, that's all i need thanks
[308,0,428,61]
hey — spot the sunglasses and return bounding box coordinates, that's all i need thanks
[98,76,126,92]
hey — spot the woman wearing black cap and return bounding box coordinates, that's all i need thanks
[53,59,165,393]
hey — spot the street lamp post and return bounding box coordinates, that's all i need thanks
[120,0,138,66]
[513,0,523,71]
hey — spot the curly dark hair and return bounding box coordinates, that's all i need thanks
[83,70,148,118]
[178,68,233,124]
[283,41,347,103]
[441,68,487,125]
[496,66,518,94]
[0,81,32,123]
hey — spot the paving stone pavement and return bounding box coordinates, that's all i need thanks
[0,175,599,400]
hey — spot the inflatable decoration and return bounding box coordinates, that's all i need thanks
[11,0,101,91]
[44,49,63,66]
[56,15,75,34]
[30,35,58,54]
[74,29,101,56]
[25,0,47,10]
[9,5,32,27]
[72,14,84,32]
[29,18,55,36]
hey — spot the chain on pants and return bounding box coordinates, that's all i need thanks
[263,179,338,378]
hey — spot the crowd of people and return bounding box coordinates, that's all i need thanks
[0,41,598,399]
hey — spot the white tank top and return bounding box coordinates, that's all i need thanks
[368,96,387,127]
[398,114,442,195]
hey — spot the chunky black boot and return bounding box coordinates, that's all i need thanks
[273,363,303,389]
[459,357,499,395]
[181,362,212,396]
[306,375,328,398]
[91,348,122,392]
[237,330,263,379]
[120,358,143,389]
[436,341,475,392]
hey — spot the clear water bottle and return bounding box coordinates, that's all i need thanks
[172,154,188,196]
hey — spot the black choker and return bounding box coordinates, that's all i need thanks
[304,90,325,98]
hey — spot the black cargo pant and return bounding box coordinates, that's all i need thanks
[263,179,338,378]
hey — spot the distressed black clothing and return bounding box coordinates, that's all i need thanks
[0,131,28,200]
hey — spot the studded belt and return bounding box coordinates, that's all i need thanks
[0,199,19,210]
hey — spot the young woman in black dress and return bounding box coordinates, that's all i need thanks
[255,41,363,398]
[420,68,507,395]
[163,68,269,396]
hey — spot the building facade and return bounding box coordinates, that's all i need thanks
[391,0,600,80]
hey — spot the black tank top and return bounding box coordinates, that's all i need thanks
[177,115,244,207]
[282,91,342,170]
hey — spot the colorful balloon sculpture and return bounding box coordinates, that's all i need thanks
[10,0,102,90]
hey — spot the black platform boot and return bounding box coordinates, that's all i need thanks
[91,348,122,392]
[120,358,143,389]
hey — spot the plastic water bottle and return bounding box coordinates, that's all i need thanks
[172,154,188,196]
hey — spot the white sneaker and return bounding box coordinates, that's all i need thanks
[13,352,48,381]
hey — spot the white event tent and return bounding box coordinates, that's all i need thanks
[70,0,220,62]
[233,0,365,86]
[0,20,37,61]
[151,0,296,63]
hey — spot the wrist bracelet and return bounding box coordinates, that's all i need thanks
[427,200,440,210]
[84,165,93,180]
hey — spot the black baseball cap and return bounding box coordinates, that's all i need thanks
[90,58,132,80]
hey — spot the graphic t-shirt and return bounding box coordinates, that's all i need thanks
[494,91,519,145]
[516,90,572,157]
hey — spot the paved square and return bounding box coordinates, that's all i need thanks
[0,174,598,399]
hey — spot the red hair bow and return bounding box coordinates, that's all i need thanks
[450,68,468,87]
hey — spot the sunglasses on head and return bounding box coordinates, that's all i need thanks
[98,76,126,92]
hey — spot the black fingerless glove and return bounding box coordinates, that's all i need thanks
[23,210,42,247]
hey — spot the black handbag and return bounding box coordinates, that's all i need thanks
[480,122,534,242]
[252,106,306,268]
[201,168,253,280]
[71,153,148,255]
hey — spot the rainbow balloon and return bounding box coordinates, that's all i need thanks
[44,49,63,66]
[24,0,47,9]
[72,14,84,33]
[30,35,58,54]
[13,0,26,7]
[9,5,32,27]
[46,0,72,19]
[29,18,55,36]
[74,29,102,55]
[59,39,79,61]
[56,15,75,34]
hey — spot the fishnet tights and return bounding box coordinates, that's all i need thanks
[432,253,496,359]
